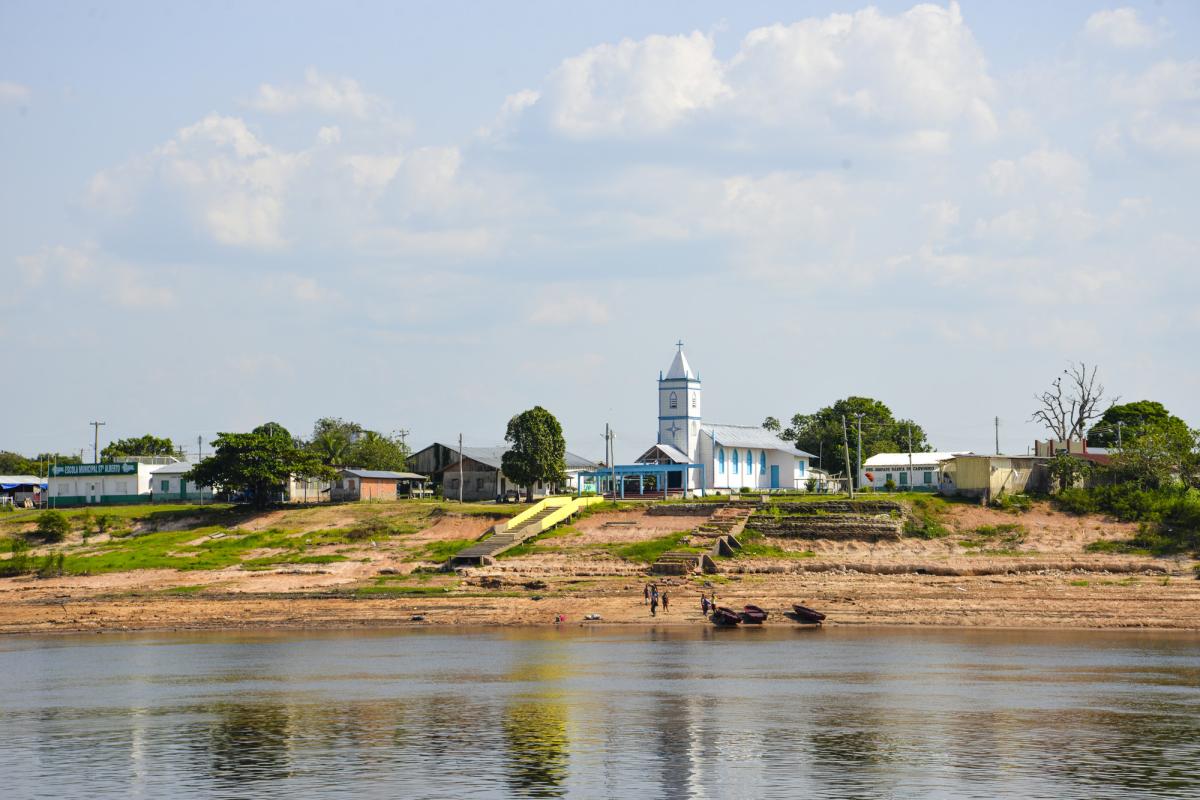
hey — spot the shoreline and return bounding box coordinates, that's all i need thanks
[3,569,1197,636]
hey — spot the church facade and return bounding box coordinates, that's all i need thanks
[633,346,816,494]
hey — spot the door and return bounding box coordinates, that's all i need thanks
[769,465,780,489]
[88,482,98,503]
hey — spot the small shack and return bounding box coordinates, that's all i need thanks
[0,475,43,507]
[331,469,428,502]
[941,454,1050,500]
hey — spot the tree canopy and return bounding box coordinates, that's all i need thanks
[186,423,334,507]
[101,434,176,461]
[0,451,82,474]
[770,396,931,478]
[1032,362,1113,440]
[305,417,410,470]
[1086,400,1190,448]
[1105,421,1199,490]
[501,406,567,502]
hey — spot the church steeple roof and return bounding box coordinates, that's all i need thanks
[665,343,696,380]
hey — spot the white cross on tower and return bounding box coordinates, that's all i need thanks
[676,339,684,350]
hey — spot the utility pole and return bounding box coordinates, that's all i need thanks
[89,421,106,463]
[1116,421,1124,449]
[853,413,864,489]
[841,415,855,499]
[78,449,85,463]
[994,416,1000,455]
[457,433,464,503]
[396,428,410,449]
[907,425,914,491]
[197,435,204,506]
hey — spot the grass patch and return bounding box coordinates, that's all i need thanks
[607,532,694,564]
[356,583,456,596]
[903,495,952,539]
[1084,538,1152,556]
[1069,579,1090,587]
[959,522,1027,550]
[410,539,475,562]
[990,493,1035,514]
[734,531,815,559]
[162,584,208,595]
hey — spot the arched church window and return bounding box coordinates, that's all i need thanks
[732,449,739,474]
[718,448,725,472]
[691,394,696,408]
[669,392,678,409]
[746,450,753,474]
[760,451,767,474]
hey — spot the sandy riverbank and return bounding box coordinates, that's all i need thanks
[3,568,1197,635]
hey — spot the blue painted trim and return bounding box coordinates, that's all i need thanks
[658,379,701,385]
[658,415,701,421]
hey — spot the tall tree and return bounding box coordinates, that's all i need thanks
[1032,362,1114,441]
[1086,400,1189,448]
[102,434,176,460]
[775,397,930,478]
[187,423,334,507]
[1105,421,1198,490]
[501,406,567,502]
[348,431,411,471]
[761,416,781,432]
[307,417,363,466]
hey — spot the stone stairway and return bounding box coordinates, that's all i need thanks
[650,502,754,575]
[451,506,560,566]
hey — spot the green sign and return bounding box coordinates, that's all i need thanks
[50,463,138,477]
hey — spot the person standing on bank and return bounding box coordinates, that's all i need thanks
[644,585,650,605]
[661,592,669,613]
[650,590,658,617]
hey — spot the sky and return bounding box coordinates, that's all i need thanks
[1,1,1198,463]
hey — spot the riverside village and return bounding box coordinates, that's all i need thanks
[1,344,1196,632]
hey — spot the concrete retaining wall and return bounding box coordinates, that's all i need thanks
[767,501,902,515]
[646,504,721,517]
[749,515,902,541]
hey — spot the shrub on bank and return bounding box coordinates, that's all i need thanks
[31,511,70,543]
[1058,486,1200,555]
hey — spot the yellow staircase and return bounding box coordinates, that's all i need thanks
[450,495,605,566]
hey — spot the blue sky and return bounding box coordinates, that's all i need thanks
[2,1,1198,462]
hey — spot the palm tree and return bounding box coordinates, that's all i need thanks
[312,430,350,467]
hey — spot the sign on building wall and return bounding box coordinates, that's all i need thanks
[50,463,138,477]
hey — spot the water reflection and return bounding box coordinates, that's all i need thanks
[0,628,1195,799]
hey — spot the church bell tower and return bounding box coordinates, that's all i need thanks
[658,341,702,461]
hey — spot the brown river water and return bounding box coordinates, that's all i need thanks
[0,626,1197,799]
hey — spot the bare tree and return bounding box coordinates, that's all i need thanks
[1031,362,1116,441]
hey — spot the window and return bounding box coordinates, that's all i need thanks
[732,449,739,474]
[691,394,696,408]
[449,478,460,490]
[669,391,678,409]
[476,478,484,490]
[161,480,169,492]
[899,473,909,486]
[885,473,893,484]
[760,452,766,475]
[718,448,725,472]
[797,460,805,476]
[746,450,753,474]
[923,471,933,485]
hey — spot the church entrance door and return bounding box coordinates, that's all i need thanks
[769,465,780,489]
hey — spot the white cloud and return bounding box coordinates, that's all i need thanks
[531,2,996,144]
[730,2,996,135]
[529,292,611,325]
[316,125,342,145]
[545,31,729,137]
[250,68,382,118]
[1083,8,1161,49]
[477,89,540,139]
[982,148,1088,196]
[16,244,175,309]
[0,80,30,103]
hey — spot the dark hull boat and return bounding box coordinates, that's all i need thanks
[792,604,826,624]
[740,605,768,624]
[711,607,742,626]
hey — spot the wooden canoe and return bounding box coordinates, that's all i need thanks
[710,607,742,626]
[740,605,768,624]
[792,604,826,624]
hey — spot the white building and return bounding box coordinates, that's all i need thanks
[861,451,968,491]
[633,345,816,493]
[47,461,158,506]
[149,461,215,503]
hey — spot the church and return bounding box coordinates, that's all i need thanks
[583,345,816,497]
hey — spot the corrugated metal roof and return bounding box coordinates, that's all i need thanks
[452,446,599,472]
[701,424,817,459]
[342,469,426,480]
[149,462,196,475]
[636,443,690,463]
[863,452,968,468]
[0,475,42,484]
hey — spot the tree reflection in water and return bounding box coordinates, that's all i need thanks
[194,703,293,788]
[503,695,569,798]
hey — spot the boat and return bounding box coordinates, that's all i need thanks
[710,607,742,626]
[792,604,826,624]
[740,605,768,624]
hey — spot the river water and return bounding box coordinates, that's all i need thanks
[0,626,1197,799]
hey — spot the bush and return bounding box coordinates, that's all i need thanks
[991,493,1033,513]
[884,478,896,491]
[1054,488,1098,515]
[903,496,950,539]
[0,538,32,576]
[31,511,70,543]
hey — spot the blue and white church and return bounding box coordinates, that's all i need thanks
[584,344,816,497]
